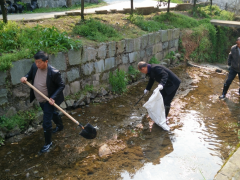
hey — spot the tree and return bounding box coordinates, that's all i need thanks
[131,0,133,15]
[167,0,170,13]
[81,0,84,21]
[0,0,7,23]
[193,0,197,15]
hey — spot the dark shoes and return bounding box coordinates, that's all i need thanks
[39,129,52,154]
[219,84,230,99]
[40,142,52,153]
[52,126,63,133]
[219,94,226,99]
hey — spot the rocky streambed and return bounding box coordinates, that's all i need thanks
[1,63,240,180]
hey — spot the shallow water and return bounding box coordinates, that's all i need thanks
[1,64,240,180]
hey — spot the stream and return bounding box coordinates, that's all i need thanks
[1,63,240,180]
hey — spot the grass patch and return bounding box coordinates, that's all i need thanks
[0,21,82,71]
[73,18,123,42]
[153,12,200,29]
[127,14,169,32]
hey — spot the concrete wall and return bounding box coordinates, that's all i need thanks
[0,29,180,116]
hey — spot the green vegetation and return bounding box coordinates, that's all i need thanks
[170,0,183,3]
[195,5,234,20]
[127,14,168,32]
[73,18,122,42]
[153,12,201,29]
[109,69,128,94]
[0,21,82,71]
[149,56,160,64]
[165,51,176,59]
[0,109,37,130]
[128,65,140,78]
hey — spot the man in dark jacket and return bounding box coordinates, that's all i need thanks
[138,61,181,118]
[219,38,240,99]
[20,51,65,153]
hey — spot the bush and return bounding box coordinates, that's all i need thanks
[73,18,122,42]
[109,69,128,94]
[128,65,140,77]
[0,110,37,130]
[196,5,234,20]
[149,56,160,64]
[165,51,176,59]
[0,22,82,71]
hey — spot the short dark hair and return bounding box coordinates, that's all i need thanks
[34,51,49,61]
[138,61,148,70]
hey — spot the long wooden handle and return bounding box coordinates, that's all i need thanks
[25,81,84,129]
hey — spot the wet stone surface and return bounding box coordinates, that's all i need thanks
[1,64,240,180]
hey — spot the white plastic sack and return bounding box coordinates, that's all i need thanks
[143,90,170,131]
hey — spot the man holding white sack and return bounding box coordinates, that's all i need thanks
[138,61,181,118]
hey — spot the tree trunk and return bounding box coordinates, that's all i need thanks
[193,0,197,14]
[167,0,170,13]
[0,0,7,23]
[81,0,84,21]
[131,0,133,15]
[66,0,72,7]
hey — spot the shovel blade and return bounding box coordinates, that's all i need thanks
[79,123,97,139]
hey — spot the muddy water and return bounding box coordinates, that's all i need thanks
[1,65,240,180]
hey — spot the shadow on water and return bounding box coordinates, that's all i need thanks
[1,64,240,180]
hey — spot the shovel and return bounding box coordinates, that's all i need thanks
[134,94,145,106]
[25,81,97,139]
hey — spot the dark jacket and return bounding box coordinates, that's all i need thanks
[25,63,65,105]
[146,64,181,95]
[228,45,240,72]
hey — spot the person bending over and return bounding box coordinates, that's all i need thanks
[138,61,181,118]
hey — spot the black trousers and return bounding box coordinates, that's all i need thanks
[160,88,179,107]
[225,68,240,86]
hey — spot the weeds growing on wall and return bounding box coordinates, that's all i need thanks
[109,69,128,94]
[73,18,122,42]
[128,65,140,77]
[0,21,82,71]
[149,56,160,64]
[0,109,37,130]
[189,22,233,63]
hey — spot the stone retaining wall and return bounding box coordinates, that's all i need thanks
[0,29,180,117]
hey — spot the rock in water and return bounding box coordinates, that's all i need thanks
[99,144,111,157]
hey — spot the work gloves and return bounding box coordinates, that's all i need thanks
[153,84,163,93]
[144,89,149,95]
